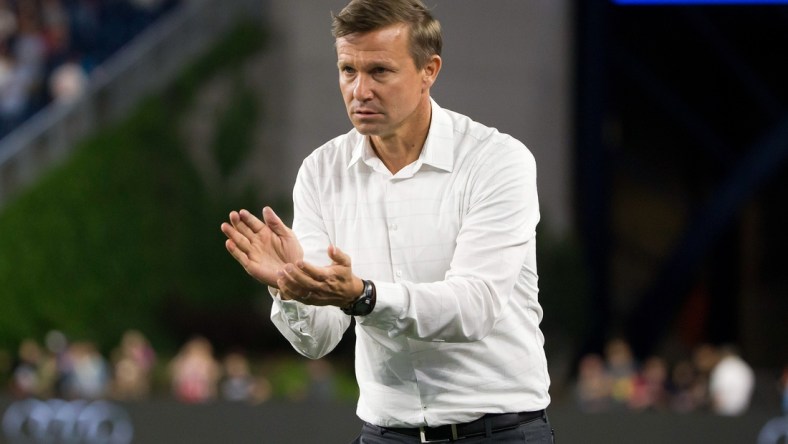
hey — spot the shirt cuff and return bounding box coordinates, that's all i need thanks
[356,280,406,332]
[269,286,305,323]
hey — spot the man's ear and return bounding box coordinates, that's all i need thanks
[422,54,442,90]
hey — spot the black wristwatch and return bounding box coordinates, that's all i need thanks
[341,279,376,316]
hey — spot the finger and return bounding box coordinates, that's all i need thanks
[225,238,250,268]
[238,209,267,233]
[278,279,326,306]
[228,210,242,228]
[277,273,310,300]
[230,210,259,239]
[221,222,253,253]
[294,259,330,283]
[263,206,290,237]
[283,263,324,289]
[276,279,298,300]
[220,221,233,239]
[328,244,352,267]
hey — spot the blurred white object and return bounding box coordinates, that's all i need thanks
[49,61,88,103]
[709,351,755,416]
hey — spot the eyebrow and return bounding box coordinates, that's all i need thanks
[337,57,396,69]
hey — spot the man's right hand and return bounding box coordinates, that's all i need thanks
[221,207,304,288]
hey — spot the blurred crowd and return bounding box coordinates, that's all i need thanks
[0,329,344,405]
[574,338,787,416]
[0,0,179,138]
[1,330,787,417]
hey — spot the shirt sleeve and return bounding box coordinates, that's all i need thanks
[267,158,352,359]
[357,141,540,343]
[269,288,350,359]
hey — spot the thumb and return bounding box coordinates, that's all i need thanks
[262,206,290,236]
[328,245,352,267]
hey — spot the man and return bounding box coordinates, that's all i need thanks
[220,0,553,442]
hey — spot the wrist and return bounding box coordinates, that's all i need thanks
[351,277,365,299]
[341,279,376,316]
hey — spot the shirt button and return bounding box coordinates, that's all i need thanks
[395,270,403,277]
[390,223,398,231]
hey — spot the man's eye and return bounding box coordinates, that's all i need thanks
[342,66,356,74]
[372,67,388,74]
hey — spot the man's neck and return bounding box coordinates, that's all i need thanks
[369,101,432,174]
[369,136,424,174]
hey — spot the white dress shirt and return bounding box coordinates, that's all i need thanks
[270,99,550,427]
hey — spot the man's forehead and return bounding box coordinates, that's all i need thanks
[335,52,405,72]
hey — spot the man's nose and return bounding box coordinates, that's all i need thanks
[353,74,374,100]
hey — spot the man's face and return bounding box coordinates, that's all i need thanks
[336,23,437,139]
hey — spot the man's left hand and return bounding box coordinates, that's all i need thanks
[277,245,364,308]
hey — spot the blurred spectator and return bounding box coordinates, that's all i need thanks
[219,351,256,403]
[690,343,720,411]
[0,45,29,133]
[11,1,47,110]
[62,341,111,399]
[575,353,612,413]
[41,0,70,59]
[572,340,763,416]
[629,356,669,411]
[0,1,16,43]
[709,346,755,416]
[605,338,637,408]
[111,329,157,401]
[41,0,68,24]
[668,359,705,413]
[252,372,273,404]
[168,336,220,403]
[219,351,272,404]
[9,338,44,398]
[48,57,87,102]
[0,0,180,139]
[44,329,72,397]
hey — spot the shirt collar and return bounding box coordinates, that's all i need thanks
[347,98,454,173]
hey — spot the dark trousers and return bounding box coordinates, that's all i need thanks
[351,413,555,443]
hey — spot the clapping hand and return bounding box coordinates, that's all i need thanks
[221,207,304,288]
[276,245,363,307]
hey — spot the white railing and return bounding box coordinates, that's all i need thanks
[0,0,262,208]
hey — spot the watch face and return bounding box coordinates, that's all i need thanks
[354,296,373,315]
[343,280,374,316]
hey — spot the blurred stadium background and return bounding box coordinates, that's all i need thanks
[0,0,786,443]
